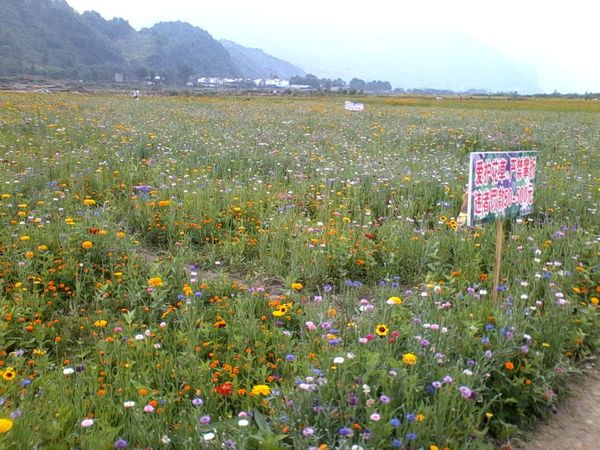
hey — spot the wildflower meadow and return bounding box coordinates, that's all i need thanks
[0,93,598,449]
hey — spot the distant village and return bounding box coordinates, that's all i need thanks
[114,72,493,96]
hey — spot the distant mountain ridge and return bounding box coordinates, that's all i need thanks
[220,40,304,79]
[0,0,304,82]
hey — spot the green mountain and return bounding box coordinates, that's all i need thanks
[0,0,304,83]
[0,0,125,79]
[220,40,304,79]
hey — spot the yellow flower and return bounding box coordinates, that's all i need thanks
[83,198,96,206]
[375,324,389,337]
[387,296,402,305]
[402,353,417,365]
[116,231,126,238]
[273,304,289,317]
[0,418,13,433]
[37,244,48,251]
[430,446,439,450]
[251,384,271,396]
[291,282,303,290]
[183,284,193,297]
[19,235,30,241]
[81,241,93,250]
[148,277,163,287]
[591,297,599,305]
[94,320,108,328]
[1,367,16,381]
[416,413,425,421]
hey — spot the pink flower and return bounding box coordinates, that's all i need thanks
[81,418,94,427]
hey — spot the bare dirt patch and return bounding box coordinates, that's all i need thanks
[512,360,600,450]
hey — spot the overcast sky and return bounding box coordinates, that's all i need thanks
[67,0,599,93]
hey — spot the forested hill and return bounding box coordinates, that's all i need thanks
[0,0,304,83]
[220,40,305,79]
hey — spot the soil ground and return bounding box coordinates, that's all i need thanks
[512,360,600,450]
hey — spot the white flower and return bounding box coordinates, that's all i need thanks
[160,435,171,445]
[333,356,344,364]
[134,334,144,340]
[63,367,75,375]
[203,432,216,441]
[362,384,371,394]
[238,419,249,427]
[80,418,94,427]
[123,401,135,408]
[463,369,473,376]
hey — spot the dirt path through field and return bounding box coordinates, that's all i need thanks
[513,361,600,449]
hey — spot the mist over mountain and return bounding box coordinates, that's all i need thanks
[0,0,302,83]
[1,0,541,93]
[265,28,541,93]
[220,40,304,79]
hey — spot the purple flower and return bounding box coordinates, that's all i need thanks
[192,397,204,406]
[406,413,416,422]
[339,427,353,436]
[389,417,401,427]
[114,438,128,448]
[379,394,390,404]
[459,385,473,399]
[199,415,211,425]
[432,381,442,389]
[443,375,454,384]
[302,427,315,437]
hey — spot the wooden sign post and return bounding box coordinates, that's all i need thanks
[467,151,538,300]
[492,220,504,302]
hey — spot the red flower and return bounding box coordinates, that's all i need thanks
[214,382,234,396]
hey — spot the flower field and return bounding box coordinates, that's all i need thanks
[0,92,598,449]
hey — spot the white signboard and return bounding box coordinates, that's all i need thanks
[344,101,364,111]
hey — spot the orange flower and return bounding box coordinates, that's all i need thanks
[148,277,163,287]
[81,241,93,250]
[504,361,514,370]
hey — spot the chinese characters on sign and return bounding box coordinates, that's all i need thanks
[467,151,538,226]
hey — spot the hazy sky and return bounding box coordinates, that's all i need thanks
[67,0,600,93]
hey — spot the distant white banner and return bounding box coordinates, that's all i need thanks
[344,101,364,111]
